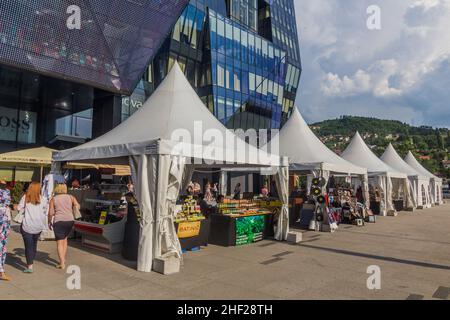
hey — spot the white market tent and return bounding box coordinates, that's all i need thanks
[52,63,290,273]
[380,144,429,209]
[271,108,370,206]
[405,151,443,206]
[341,132,411,216]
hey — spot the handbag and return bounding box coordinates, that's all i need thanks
[71,196,82,220]
[13,210,24,224]
[13,198,25,224]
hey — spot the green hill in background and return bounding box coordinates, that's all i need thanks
[309,116,450,179]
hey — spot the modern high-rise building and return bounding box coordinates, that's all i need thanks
[0,0,301,158]
[126,0,302,131]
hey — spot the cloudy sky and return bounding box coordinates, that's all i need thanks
[294,0,450,128]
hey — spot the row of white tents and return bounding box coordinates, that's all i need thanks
[274,108,443,217]
[51,63,444,274]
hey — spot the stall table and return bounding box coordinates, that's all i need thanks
[74,199,126,253]
[208,212,274,247]
[174,218,211,251]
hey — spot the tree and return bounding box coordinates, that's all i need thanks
[436,129,445,150]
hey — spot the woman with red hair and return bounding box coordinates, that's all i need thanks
[18,182,48,274]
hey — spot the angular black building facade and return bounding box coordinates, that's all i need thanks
[0,0,301,156]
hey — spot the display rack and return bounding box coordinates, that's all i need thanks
[75,195,127,253]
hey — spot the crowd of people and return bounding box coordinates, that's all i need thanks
[0,179,80,282]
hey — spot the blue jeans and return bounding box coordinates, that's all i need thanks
[20,226,41,266]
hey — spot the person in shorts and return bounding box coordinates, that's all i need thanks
[48,183,80,270]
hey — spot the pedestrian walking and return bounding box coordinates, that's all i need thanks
[0,180,12,281]
[18,182,48,274]
[48,184,80,270]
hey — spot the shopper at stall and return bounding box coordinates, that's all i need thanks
[71,178,81,190]
[211,183,219,199]
[356,186,364,205]
[261,185,269,198]
[48,183,80,270]
[18,182,48,274]
[0,180,12,281]
[204,183,214,203]
[186,183,195,196]
[233,183,241,200]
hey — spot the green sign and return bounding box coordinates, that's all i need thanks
[235,215,265,246]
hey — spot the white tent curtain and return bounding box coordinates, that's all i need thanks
[386,175,395,214]
[219,170,228,196]
[321,170,331,194]
[274,165,289,241]
[404,179,415,209]
[157,155,185,262]
[374,175,387,216]
[408,178,418,208]
[433,180,443,205]
[181,164,195,193]
[130,154,158,273]
[415,179,431,208]
[361,174,371,209]
[130,154,186,273]
[306,174,313,196]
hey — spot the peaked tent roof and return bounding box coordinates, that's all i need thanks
[404,152,442,182]
[341,132,406,178]
[53,63,280,167]
[272,108,366,175]
[381,144,428,179]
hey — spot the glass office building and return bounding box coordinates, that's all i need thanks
[125,0,302,130]
[0,0,301,155]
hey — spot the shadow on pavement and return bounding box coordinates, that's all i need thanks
[68,238,137,270]
[299,243,450,271]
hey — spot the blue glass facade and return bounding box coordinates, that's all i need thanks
[123,0,302,130]
[208,10,286,129]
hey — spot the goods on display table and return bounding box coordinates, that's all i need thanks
[209,198,281,247]
[74,184,128,253]
[296,182,371,232]
[174,196,210,251]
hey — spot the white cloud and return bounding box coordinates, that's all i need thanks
[294,0,450,127]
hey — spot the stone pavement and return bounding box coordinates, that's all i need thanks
[1,203,449,300]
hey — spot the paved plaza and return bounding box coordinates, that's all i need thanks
[1,203,449,300]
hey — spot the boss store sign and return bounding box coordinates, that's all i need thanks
[0,106,37,144]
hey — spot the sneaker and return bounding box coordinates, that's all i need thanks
[23,269,34,274]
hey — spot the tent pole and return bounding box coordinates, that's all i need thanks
[40,166,43,183]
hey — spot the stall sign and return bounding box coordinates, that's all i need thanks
[177,221,201,239]
[0,106,37,144]
[236,215,265,246]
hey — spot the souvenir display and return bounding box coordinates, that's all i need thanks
[175,196,205,223]
[73,184,129,253]
[174,196,209,251]
[209,197,281,247]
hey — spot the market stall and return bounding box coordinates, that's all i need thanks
[174,195,210,251]
[342,132,410,216]
[381,144,428,210]
[265,108,369,232]
[73,184,129,253]
[405,151,443,206]
[208,198,281,246]
[52,63,289,274]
